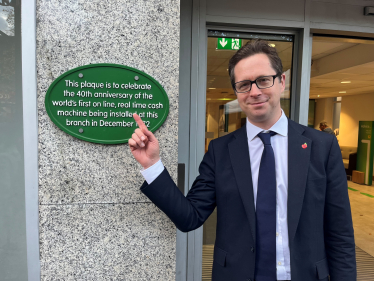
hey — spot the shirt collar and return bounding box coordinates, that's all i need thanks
[246,110,288,141]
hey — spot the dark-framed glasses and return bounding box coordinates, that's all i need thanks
[233,75,279,93]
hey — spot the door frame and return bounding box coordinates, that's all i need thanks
[22,0,41,280]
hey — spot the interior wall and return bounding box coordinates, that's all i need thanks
[314,97,334,130]
[206,103,220,151]
[340,93,374,147]
[206,103,220,140]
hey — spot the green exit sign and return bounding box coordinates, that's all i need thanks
[217,38,242,50]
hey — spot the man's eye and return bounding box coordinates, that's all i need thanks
[238,82,250,90]
[258,77,270,83]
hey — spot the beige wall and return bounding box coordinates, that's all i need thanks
[206,102,225,151]
[314,97,334,130]
[340,93,374,147]
[206,102,243,151]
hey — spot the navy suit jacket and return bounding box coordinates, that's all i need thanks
[141,119,356,281]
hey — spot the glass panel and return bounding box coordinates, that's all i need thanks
[0,0,28,279]
[202,31,294,280]
[309,36,374,135]
[309,36,374,259]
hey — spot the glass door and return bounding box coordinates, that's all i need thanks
[202,30,295,280]
[308,35,374,263]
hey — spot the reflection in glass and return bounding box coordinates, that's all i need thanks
[0,5,15,36]
[202,33,294,280]
[0,1,28,279]
[0,4,16,122]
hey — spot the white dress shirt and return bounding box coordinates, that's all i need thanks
[246,111,290,280]
[141,110,290,280]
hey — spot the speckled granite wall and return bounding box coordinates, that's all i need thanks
[37,0,179,280]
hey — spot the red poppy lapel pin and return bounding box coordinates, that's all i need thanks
[302,143,307,149]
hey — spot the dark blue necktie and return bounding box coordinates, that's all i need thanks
[255,131,277,281]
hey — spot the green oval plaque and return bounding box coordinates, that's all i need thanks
[45,63,169,144]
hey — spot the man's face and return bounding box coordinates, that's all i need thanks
[319,124,326,131]
[234,53,285,128]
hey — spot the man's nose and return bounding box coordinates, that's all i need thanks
[249,83,262,96]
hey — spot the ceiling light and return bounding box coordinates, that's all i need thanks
[209,88,216,90]
[269,44,276,47]
[341,81,351,84]
[318,95,320,97]
[339,91,346,94]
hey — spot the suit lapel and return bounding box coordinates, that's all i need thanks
[228,126,256,243]
[287,120,312,244]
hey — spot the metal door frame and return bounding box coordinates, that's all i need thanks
[22,0,40,280]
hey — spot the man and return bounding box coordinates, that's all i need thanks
[129,40,356,281]
[319,121,335,135]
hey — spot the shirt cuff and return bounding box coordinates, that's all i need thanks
[140,159,165,184]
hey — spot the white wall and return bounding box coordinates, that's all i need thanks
[340,92,374,147]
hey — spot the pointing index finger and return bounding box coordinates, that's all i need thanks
[133,113,148,131]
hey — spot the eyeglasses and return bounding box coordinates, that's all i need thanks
[233,75,280,93]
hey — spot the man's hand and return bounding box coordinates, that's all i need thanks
[129,114,160,169]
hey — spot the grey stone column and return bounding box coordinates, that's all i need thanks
[37,1,179,280]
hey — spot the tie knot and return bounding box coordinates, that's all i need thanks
[257,131,276,145]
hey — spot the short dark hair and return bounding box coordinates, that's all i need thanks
[319,121,329,127]
[228,39,283,89]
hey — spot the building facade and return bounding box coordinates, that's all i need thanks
[1,0,374,280]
